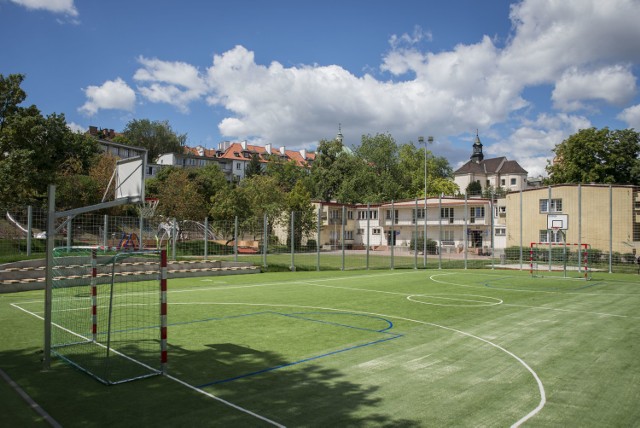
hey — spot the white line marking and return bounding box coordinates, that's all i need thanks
[169,301,545,427]
[10,303,285,427]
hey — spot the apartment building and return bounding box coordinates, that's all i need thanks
[313,197,497,253]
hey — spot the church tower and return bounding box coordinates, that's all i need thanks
[470,130,484,163]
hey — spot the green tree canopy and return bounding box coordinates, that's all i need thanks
[546,127,640,185]
[119,119,186,162]
[0,73,100,206]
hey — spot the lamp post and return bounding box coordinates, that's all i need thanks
[419,136,433,268]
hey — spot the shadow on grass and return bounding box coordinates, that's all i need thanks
[167,341,421,427]
[1,341,421,427]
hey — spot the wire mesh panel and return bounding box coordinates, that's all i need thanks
[50,247,165,385]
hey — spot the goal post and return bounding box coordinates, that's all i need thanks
[49,246,167,385]
[530,242,591,280]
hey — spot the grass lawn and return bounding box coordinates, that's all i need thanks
[1,268,639,426]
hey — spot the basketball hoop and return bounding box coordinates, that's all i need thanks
[138,198,159,219]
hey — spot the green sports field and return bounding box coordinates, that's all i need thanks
[1,269,639,427]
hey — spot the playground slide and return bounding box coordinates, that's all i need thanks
[6,211,29,234]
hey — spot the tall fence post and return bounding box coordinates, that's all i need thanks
[578,184,582,272]
[438,194,442,269]
[424,195,428,268]
[66,216,72,250]
[290,211,295,271]
[27,205,32,256]
[366,203,370,270]
[316,204,321,271]
[390,200,395,270]
[548,186,552,272]
[341,206,346,271]
[234,216,238,262]
[464,194,468,270]
[204,217,209,260]
[609,184,613,273]
[263,214,268,268]
[414,198,418,269]
[519,189,523,269]
[171,218,177,261]
[103,214,108,249]
[490,191,495,270]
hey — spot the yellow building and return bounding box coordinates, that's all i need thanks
[505,184,640,255]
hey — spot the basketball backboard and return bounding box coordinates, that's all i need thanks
[547,214,568,230]
[112,156,145,202]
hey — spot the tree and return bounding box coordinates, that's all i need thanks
[120,119,186,162]
[283,180,316,250]
[0,73,101,206]
[310,138,348,202]
[466,181,482,196]
[546,127,640,185]
[154,168,208,220]
[245,153,262,178]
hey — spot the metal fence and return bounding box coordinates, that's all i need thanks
[1,184,639,274]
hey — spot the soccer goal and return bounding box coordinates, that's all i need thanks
[49,247,167,385]
[529,242,592,280]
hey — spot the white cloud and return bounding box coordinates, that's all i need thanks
[134,57,207,113]
[82,0,640,176]
[66,122,85,133]
[617,104,640,130]
[486,113,592,177]
[552,66,636,111]
[10,0,78,16]
[78,78,136,116]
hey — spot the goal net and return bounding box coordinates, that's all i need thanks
[50,247,167,385]
[529,242,592,280]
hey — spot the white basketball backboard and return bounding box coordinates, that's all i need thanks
[547,214,568,230]
[114,156,145,202]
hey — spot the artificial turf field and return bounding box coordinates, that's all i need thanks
[1,268,639,427]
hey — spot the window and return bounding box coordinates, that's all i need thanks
[358,210,378,220]
[236,162,242,170]
[347,210,353,220]
[412,208,426,223]
[386,209,398,223]
[539,199,562,213]
[501,178,506,186]
[470,207,485,218]
[442,230,455,243]
[330,209,341,220]
[441,207,454,218]
[539,230,563,243]
[372,228,381,235]
[357,228,364,235]
[344,231,353,240]
[495,228,506,236]
[511,178,517,186]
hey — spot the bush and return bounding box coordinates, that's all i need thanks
[410,236,438,254]
[504,246,527,261]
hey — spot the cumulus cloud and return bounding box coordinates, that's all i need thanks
[134,57,207,113]
[78,78,136,116]
[78,0,640,174]
[617,104,640,130]
[552,66,636,111]
[10,0,78,17]
[66,122,86,133]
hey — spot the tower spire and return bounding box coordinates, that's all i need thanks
[470,130,484,163]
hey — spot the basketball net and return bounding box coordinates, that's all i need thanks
[138,198,159,219]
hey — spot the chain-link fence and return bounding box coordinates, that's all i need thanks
[1,184,639,274]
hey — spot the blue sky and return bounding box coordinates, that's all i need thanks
[2,0,640,177]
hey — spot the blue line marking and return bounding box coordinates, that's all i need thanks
[191,311,402,388]
[196,334,401,388]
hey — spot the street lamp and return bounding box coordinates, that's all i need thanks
[419,136,433,268]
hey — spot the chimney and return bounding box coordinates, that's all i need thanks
[89,126,98,136]
[299,149,307,159]
[265,143,272,154]
[241,141,247,150]
[279,146,286,155]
